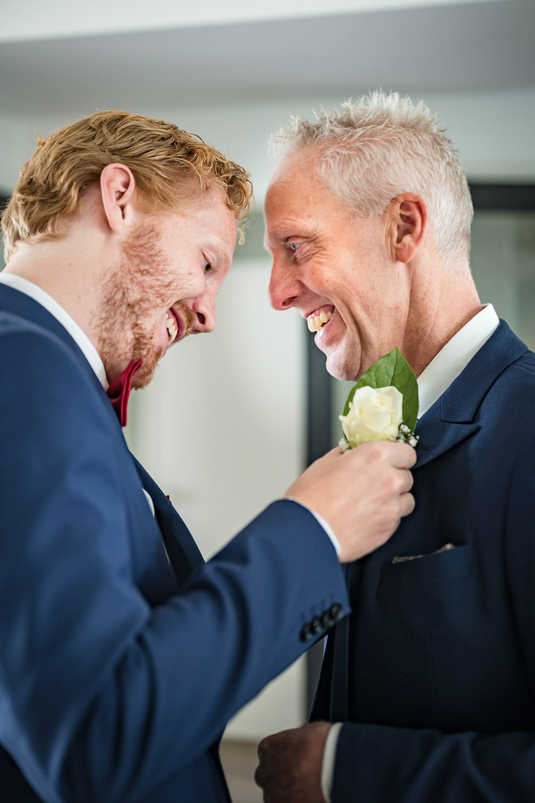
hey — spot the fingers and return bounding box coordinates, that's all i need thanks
[329,445,346,456]
[255,733,286,795]
[254,738,271,790]
[317,446,346,461]
[398,468,414,494]
[399,491,415,517]
[342,441,416,468]
[253,761,266,790]
[382,441,417,468]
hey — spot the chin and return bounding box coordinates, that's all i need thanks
[324,348,361,382]
[134,358,160,389]
[129,347,162,389]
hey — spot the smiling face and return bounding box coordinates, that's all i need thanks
[97,187,237,387]
[265,149,411,381]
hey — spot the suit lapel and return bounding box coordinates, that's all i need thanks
[0,283,118,428]
[414,409,480,470]
[415,321,528,471]
[133,457,205,586]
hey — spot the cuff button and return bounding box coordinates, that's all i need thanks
[329,603,342,621]
[300,623,312,642]
[320,611,331,629]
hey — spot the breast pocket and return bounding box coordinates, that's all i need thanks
[377,544,494,727]
[379,544,476,632]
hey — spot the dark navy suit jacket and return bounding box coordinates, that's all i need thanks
[0,283,349,802]
[312,320,535,802]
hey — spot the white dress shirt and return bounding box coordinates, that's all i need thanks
[321,303,500,801]
[417,304,500,418]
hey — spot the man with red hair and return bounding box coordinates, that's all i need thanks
[0,110,415,802]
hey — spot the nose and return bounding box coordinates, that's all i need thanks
[268,259,301,311]
[191,289,216,333]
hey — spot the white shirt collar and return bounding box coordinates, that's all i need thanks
[0,272,109,390]
[417,303,499,418]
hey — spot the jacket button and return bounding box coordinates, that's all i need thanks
[310,616,322,635]
[320,611,332,629]
[329,603,342,622]
[300,623,313,642]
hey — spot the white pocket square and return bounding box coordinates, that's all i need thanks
[392,543,456,564]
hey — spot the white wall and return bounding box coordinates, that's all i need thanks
[2,86,534,199]
[0,0,498,41]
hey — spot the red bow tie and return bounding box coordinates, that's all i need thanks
[106,359,142,427]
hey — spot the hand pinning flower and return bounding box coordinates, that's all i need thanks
[340,349,419,450]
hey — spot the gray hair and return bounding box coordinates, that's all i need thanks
[272,91,474,263]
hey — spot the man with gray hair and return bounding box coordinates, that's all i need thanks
[0,108,417,803]
[255,91,535,801]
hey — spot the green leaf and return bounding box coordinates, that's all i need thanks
[342,348,419,431]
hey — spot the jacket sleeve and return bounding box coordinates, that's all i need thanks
[330,443,535,803]
[0,327,350,803]
[332,721,535,802]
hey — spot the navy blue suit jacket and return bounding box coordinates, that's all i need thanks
[312,320,535,802]
[0,283,349,802]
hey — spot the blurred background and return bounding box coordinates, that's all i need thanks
[1,1,534,799]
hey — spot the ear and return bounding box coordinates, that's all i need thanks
[386,193,427,263]
[99,163,137,233]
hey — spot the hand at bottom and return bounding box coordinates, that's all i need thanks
[255,722,331,803]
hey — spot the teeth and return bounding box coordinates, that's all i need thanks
[307,309,333,333]
[166,314,178,344]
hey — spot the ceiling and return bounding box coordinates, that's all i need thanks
[1,1,533,116]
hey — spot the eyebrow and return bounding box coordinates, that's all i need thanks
[264,222,319,252]
[263,221,297,250]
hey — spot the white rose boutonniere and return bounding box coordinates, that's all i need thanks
[340,385,403,446]
[339,349,419,450]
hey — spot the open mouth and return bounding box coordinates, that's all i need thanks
[163,304,196,351]
[165,310,179,344]
[306,305,334,333]
[165,308,186,346]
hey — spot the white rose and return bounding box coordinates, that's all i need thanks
[339,385,403,448]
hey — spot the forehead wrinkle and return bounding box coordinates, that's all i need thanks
[265,216,317,241]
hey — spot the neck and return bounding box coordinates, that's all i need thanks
[401,257,482,377]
